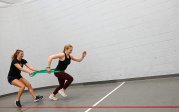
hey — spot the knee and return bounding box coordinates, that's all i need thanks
[20,85,25,90]
[26,83,32,89]
[70,77,73,82]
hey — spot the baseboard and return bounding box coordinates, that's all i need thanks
[1,73,179,97]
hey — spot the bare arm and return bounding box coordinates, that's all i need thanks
[70,51,87,62]
[14,63,32,74]
[25,63,38,71]
[47,53,65,68]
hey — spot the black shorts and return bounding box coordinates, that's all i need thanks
[7,75,22,84]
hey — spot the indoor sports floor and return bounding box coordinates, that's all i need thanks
[0,76,179,112]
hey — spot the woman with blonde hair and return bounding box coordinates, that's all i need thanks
[47,44,86,100]
[7,49,43,107]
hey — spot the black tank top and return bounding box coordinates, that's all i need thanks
[55,53,71,71]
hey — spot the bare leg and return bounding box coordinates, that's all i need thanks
[20,77,36,99]
[11,79,25,101]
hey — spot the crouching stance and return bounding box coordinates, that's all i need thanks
[7,49,43,107]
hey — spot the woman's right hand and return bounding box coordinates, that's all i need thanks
[46,67,51,73]
[29,71,33,75]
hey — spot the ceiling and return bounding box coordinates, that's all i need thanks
[0,0,32,8]
[0,0,26,4]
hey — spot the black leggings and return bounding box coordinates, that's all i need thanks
[53,72,73,95]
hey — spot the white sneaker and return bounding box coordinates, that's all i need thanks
[49,94,58,101]
[58,89,67,97]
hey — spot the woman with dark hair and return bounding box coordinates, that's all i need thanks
[7,49,43,107]
[47,44,87,100]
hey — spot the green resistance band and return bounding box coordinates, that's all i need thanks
[30,69,62,77]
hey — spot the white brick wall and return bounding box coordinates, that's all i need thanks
[0,0,178,95]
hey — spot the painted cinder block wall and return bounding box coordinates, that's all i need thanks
[0,0,178,95]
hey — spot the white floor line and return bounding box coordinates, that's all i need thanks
[84,82,125,112]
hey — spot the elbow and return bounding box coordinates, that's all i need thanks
[78,60,82,62]
[75,60,81,62]
[48,56,51,60]
[48,56,52,61]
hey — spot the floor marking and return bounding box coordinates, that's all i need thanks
[84,82,125,112]
[1,106,179,108]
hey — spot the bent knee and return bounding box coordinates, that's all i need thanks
[70,77,74,82]
[26,83,32,89]
[20,85,25,90]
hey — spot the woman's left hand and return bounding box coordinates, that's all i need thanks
[82,51,87,58]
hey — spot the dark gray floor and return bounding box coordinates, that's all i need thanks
[1,76,179,112]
